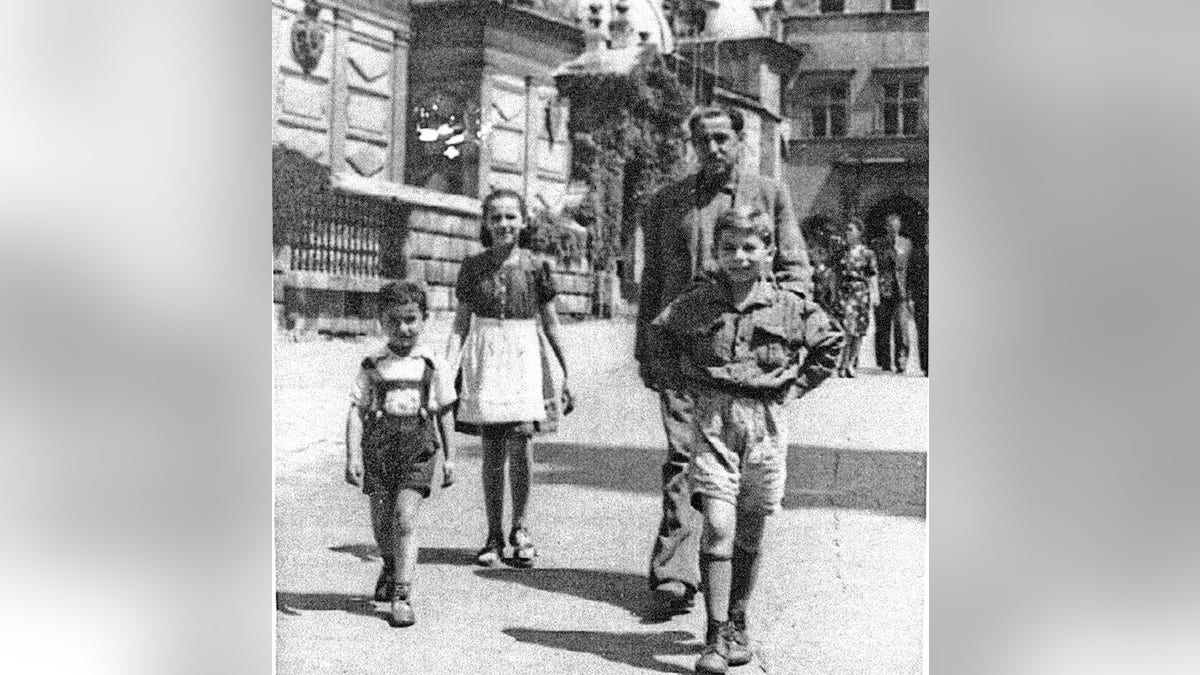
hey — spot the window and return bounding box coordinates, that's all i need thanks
[819,1,845,14]
[799,81,850,138]
[890,0,917,11]
[880,77,924,136]
[405,83,481,197]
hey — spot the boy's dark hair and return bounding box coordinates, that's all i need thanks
[687,105,745,138]
[714,206,774,247]
[377,280,429,318]
[479,188,534,249]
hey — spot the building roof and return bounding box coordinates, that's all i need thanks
[551,43,653,78]
[575,0,675,53]
[701,1,767,40]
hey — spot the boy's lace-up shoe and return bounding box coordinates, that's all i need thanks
[726,611,752,666]
[696,621,736,674]
[387,583,416,628]
[373,566,394,602]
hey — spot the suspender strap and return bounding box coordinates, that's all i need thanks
[418,357,434,420]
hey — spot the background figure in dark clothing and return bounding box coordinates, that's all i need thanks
[908,236,928,376]
[873,213,912,373]
[634,105,812,610]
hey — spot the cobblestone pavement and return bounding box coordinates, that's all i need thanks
[274,316,926,674]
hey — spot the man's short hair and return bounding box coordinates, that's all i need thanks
[687,105,745,139]
[377,280,429,318]
[714,206,774,247]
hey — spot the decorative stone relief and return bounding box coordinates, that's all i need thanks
[346,143,387,178]
[348,93,389,136]
[290,2,326,75]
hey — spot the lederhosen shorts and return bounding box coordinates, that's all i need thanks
[361,357,439,498]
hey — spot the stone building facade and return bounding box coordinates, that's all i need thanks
[271,0,591,333]
[779,0,929,245]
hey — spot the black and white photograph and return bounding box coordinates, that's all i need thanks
[273,1,928,672]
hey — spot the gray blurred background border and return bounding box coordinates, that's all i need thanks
[1,1,1198,673]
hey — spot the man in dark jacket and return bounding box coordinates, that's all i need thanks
[907,234,928,376]
[873,213,913,373]
[634,105,813,609]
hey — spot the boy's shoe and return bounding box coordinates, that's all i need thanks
[696,621,736,674]
[388,582,416,628]
[373,566,394,602]
[476,541,504,567]
[726,611,752,667]
[388,599,416,627]
[508,528,538,568]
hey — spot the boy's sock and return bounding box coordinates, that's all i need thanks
[381,554,396,572]
[729,543,761,619]
[699,552,733,630]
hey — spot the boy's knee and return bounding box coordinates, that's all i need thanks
[392,513,418,538]
[701,536,735,558]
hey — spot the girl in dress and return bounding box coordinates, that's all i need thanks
[830,219,878,378]
[447,189,569,568]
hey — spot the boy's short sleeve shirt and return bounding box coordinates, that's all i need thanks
[349,344,457,416]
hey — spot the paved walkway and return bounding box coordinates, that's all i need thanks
[274,317,926,674]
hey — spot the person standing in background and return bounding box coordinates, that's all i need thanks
[873,213,912,373]
[908,234,929,376]
[830,219,878,378]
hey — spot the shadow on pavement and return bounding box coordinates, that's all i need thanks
[275,591,385,621]
[532,442,926,518]
[475,568,693,625]
[328,543,378,562]
[327,545,480,566]
[503,628,697,674]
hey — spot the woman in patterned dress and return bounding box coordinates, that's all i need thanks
[447,189,569,568]
[830,219,878,378]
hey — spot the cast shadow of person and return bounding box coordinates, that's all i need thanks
[503,628,698,674]
[475,567,692,625]
[328,544,478,566]
[275,590,382,621]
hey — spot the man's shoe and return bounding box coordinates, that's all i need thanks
[653,580,694,609]
[695,621,734,674]
[726,612,752,667]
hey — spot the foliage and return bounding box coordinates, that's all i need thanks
[527,209,588,267]
[272,144,330,247]
[556,50,694,271]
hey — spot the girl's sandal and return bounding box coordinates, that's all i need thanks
[476,542,503,567]
[508,528,538,568]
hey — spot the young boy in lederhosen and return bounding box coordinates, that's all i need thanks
[344,281,457,627]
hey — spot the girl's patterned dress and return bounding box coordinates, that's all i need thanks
[833,243,878,337]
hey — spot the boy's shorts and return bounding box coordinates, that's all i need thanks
[688,390,788,515]
[362,415,438,498]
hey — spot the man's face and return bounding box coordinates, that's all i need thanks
[381,301,425,351]
[693,115,742,177]
[716,226,774,283]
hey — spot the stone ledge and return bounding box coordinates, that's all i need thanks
[331,172,483,217]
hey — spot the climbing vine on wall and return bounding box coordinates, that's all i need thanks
[556,50,694,271]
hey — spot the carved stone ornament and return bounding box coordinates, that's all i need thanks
[291,4,326,75]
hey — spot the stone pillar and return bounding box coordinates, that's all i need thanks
[389,24,412,183]
[328,6,350,173]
